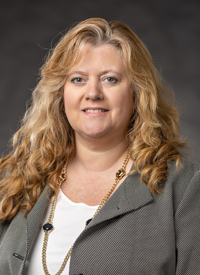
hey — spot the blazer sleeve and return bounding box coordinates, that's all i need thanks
[175,168,200,275]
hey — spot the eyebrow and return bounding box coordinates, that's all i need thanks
[67,70,123,78]
[67,70,87,77]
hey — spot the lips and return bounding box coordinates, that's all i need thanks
[82,107,108,113]
[84,109,107,113]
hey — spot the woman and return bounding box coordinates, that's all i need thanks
[0,18,200,275]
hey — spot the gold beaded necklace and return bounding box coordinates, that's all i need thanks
[42,152,130,275]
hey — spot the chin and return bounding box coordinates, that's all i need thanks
[81,124,106,135]
[84,131,106,139]
[77,127,109,139]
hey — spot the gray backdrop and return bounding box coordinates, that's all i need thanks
[0,0,199,163]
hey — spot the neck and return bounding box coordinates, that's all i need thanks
[71,136,129,173]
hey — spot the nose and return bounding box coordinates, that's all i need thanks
[85,79,103,101]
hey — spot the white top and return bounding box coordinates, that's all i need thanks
[24,189,98,275]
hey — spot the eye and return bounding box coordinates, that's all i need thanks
[71,77,84,84]
[105,77,118,83]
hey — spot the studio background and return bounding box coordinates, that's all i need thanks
[0,0,199,163]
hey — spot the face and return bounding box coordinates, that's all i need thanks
[63,43,133,143]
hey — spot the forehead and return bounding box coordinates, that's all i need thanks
[69,43,126,73]
[82,43,120,54]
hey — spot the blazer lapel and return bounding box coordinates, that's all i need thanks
[86,169,154,228]
[26,185,51,252]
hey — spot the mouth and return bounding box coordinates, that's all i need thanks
[82,108,108,113]
[84,109,107,113]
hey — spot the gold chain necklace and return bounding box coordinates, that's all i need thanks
[42,152,130,275]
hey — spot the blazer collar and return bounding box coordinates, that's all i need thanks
[86,166,154,228]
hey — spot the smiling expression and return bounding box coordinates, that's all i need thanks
[63,43,134,143]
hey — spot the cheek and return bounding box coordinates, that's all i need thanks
[111,93,133,126]
[63,90,73,121]
[121,88,134,114]
[63,88,74,112]
[63,95,69,113]
[63,97,74,129]
[123,92,134,125]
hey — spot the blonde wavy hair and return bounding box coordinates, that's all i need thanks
[0,18,185,221]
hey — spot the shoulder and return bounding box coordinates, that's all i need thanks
[168,156,200,181]
[165,156,200,212]
[167,156,200,189]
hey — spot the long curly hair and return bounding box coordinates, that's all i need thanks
[0,18,185,221]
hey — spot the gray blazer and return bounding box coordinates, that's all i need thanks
[0,158,200,275]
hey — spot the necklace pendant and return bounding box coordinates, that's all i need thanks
[58,166,67,185]
[60,171,66,181]
[43,223,54,233]
[116,168,125,180]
